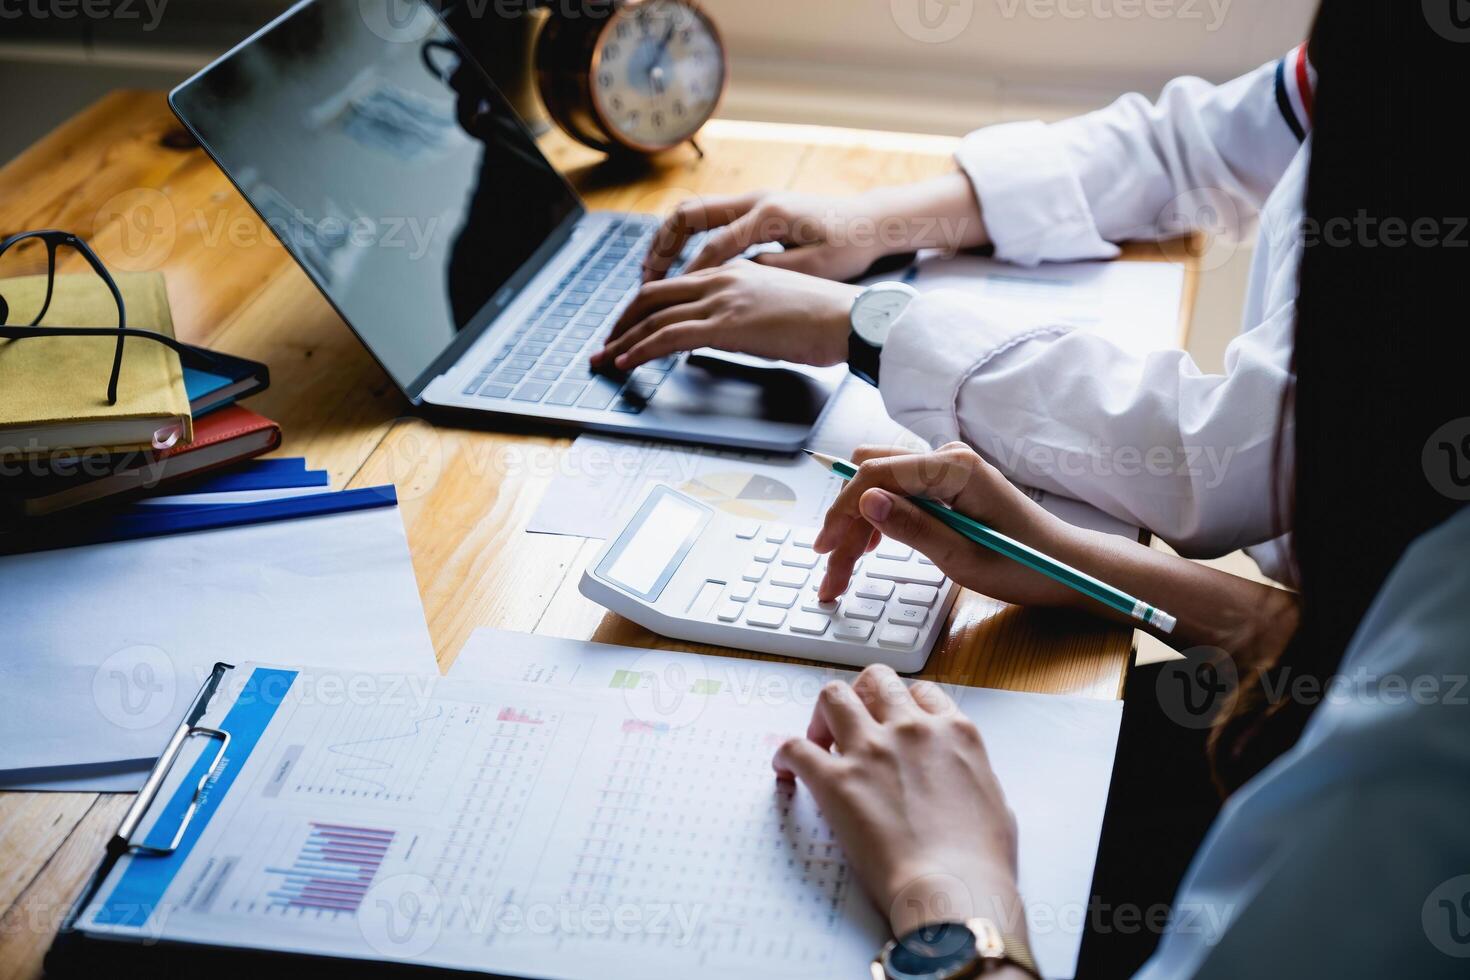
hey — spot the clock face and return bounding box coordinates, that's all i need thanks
[591,0,725,151]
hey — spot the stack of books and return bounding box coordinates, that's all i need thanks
[0,271,278,520]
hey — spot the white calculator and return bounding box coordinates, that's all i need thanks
[580,484,959,671]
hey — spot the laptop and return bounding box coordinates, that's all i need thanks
[169,0,840,452]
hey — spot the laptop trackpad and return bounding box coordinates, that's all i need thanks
[653,353,833,424]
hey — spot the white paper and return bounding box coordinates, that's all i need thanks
[0,504,438,779]
[80,654,1118,979]
[451,629,1123,979]
[527,433,846,539]
[908,252,1186,355]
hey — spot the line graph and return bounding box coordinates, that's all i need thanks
[274,701,478,806]
[327,705,446,792]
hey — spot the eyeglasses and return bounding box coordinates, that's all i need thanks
[0,230,227,405]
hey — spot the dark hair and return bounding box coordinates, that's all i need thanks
[1209,0,1467,793]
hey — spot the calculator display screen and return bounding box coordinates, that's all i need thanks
[599,490,709,601]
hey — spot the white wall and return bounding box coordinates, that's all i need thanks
[708,0,1317,133]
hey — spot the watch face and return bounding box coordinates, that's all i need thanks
[853,284,916,346]
[883,922,979,979]
[592,0,725,151]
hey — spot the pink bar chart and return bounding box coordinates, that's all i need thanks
[264,822,395,915]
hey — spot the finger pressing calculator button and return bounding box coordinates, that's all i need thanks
[745,606,787,629]
[875,538,914,561]
[769,567,809,589]
[727,581,756,602]
[878,624,920,649]
[802,597,840,615]
[865,559,945,586]
[844,598,885,621]
[853,577,895,601]
[734,521,762,540]
[791,527,818,549]
[888,605,928,628]
[753,542,780,563]
[764,524,790,544]
[757,585,800,608]
[742,563,766,583]
[789,613,831,636]
[780,546,820,569]
[897,584,939,607]
[834,620,874,642]
[716,601,743,623]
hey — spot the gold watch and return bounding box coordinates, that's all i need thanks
[871,918,1041,979]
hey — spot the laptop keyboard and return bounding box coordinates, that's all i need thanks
[460,217,695,414]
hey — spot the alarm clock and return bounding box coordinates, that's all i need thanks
[536,0,727,155]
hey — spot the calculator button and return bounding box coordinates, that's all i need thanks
[769,567,809,589]
[745,606,787,629]
[888,605,928,628]
[716,602,743,623]
[734,521,762,540]
[742,563,766,583]
[757,585,800,609]
[727,581,756,602]
[844,599,885,621]
[802,597,840,615]
[753,543,780,563]
[853,578,895,601]
[918,555,936,565]
[865,559,945,586]
[764,524,790,544]
[897,584,939,607]
[789,613,832,636]
[875,539,914,561]
[791,527,818,549]
[834,620,874,642]
[878,624,920,649]
[780,546,820,569]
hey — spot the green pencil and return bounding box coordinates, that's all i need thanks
[805,450,1177,634]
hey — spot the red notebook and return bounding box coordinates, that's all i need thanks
[3,405,282,519]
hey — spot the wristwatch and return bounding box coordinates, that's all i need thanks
[847,280,919,387]
[871,919,1041,980]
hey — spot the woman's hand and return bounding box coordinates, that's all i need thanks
[641,190,895,284]
[641,175,990,283]
[773,664,1024,938]
[812,443,1083,607]
[590,260,861,373]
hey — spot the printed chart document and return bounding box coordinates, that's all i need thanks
[0,505,437,786]
[78,659,1119,979]
[450,628,1123,978]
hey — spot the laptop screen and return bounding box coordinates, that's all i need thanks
[171,0,583,394]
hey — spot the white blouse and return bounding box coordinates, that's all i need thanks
[878,49,1315,579]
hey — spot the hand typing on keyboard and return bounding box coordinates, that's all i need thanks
[590,260,862,374]
[460,218,684,414]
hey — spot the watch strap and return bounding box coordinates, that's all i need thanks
[972,918,1041,978]
[847,328,882,388]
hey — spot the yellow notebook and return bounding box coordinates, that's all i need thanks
[0,271,192,456]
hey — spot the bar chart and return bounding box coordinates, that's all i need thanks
[264,822,396,915]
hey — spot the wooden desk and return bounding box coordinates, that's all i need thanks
[0,93,1195,978]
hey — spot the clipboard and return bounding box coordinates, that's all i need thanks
[45,663,486,980]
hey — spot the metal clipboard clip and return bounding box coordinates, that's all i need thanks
[109,663,234,858]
